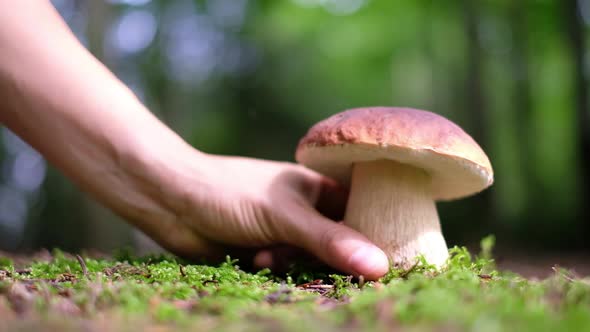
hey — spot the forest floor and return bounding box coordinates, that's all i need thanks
[1,237,589,332]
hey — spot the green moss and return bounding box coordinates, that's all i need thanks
[0,257,12,269]
[0,238,589,331]
[327,274,355,299]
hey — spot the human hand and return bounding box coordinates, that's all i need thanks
[0,0,389,279]
[138,153,389,280]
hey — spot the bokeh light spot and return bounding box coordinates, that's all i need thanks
[109,9,157,56]
[12,150,47,193]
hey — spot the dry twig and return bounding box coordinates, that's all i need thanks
[76,254,88,279]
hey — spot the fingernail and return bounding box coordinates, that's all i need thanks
[348,246,389,278]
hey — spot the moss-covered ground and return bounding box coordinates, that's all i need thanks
[1,237,589,331]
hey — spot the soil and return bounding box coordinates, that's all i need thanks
[495,251,590,278]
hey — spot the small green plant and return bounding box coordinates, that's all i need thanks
[479,234,496,259]
[327,274,355,299]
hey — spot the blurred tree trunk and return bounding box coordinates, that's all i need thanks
[462,0,493,228]
[509,1,534,204]
[564,0,590,242]
[462,0,487,146]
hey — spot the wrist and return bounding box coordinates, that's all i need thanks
[117,128,211,227]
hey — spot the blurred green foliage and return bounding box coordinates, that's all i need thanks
[1,0,589,252]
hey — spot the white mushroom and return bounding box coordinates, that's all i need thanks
[296,107,493,269]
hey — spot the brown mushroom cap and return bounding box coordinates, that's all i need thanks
[296,107,494,201]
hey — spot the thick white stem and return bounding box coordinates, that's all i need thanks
[344,159,449,269]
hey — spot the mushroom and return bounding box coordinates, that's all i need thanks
[296,107,493,269]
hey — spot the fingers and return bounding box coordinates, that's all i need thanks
[253,249,274,269]
[314,176,349,221]
[284,205,389,280]
[135,218,228,262]
[295,168,349,221]
[253,246,313,272]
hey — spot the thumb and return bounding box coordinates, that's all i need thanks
[285,205,390,280]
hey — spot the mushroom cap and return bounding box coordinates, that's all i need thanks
[296,107,494,201]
